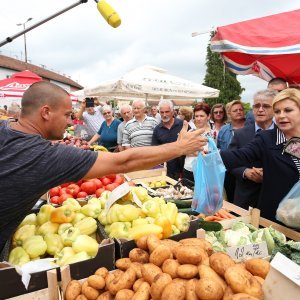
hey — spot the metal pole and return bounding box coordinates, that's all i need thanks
[23,24,28,63]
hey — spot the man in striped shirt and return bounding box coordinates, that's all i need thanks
[122,99,158,148]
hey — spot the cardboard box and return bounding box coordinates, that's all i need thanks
[124,164,168,182]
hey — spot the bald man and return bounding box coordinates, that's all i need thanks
[0,81,207,251]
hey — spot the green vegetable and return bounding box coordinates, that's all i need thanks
[168,199,192,209]
[263,228,275,254]
[271,238,300,265]
[198,219,223,232]
[174,212,190,232]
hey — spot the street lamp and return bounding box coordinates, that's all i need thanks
[17,17,33,63]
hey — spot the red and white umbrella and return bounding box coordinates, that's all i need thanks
[211,9,300,84]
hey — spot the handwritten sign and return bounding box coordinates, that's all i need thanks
[226,242,269,261]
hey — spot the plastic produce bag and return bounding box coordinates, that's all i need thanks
[192,136,226,215]
[276,180,300,228]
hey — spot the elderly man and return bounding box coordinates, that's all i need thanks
[149,105,161,122]
[122,99,158,148]
[77,97,105,139]
[117,104,133,151]
[228,89,277,209]
[152,100,185,179]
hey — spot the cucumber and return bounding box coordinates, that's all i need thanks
[178,208,199,216]
[168,199,192,208]
[198,219,223,232]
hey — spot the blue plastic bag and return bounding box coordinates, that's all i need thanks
[192,136,226,215]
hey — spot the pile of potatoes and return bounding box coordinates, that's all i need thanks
[65,235,270,300]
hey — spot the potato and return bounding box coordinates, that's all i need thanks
[82,281,100,300]
[198,264,227,292]
[115,289,134,300]
[175,245,206,265]
[65,280,81,300]
[209,252,235,277]
[150,244,173,267]
[177,264,199,279]
[95,267,109,278]
[133,278,146,292]
[132,281,151,300]
[245,258,270,279]
[107,268,136,295]
[130,262,143,278]
[162,258,179,279]
[129,248,149,263]
[180,238,213,255]
[254,276,264,285]
[231,293,261,300]
[195,277,224,300]
[96,291,114,300]
[150,273,172,300]
[200,256,210,266]
[185,278,198,300]
[223,286,234,300]
[136,235,148,251]
[88,275,105,290]
[160,239,180,255]
[105,270,124,289]
[141,263,162,284]
[147,234,161,253]
[115,258,132,270]
[224,265,263,300]
[75,295,87,300]
[172,278,188,288]
[161,281,186,300]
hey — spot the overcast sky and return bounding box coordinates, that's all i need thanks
[0,0,299,103]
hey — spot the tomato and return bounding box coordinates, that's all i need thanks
[50,196,60,204]
[92,179,103,189]
[76,179,83,186]
[114,175,124,185]
[105,183,118,191]
[77,191,88,198]
[66,184,81,198]
[106,174,116,181]
[95,188,105,198]
[101,177,112,186]
[49,186,61,197]
[61,182,74,188]
[58,193,74,204]
[80,181,97,195]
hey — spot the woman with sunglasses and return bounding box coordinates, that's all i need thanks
[211,103,227,140]
[88,105,121,152]
[221,88,300,224]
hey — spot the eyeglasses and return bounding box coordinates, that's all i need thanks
[103,111,111,115]
[252,103,272,110]
[213,111,224,115]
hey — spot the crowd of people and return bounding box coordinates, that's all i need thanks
[0,77,300,252]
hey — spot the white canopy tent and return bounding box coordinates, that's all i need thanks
[74,65,219,105]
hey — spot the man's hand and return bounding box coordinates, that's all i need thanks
[244,167,263,183]
[177,121,207,156]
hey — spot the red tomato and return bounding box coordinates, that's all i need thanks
[66,184,81,198]
[76,179,83,186]
[59,187,69,196]
[77,191,88,198]
[58,193,74,204]
[61,182,74,188]
[101,177,112,186]
[105,183,118,191]
[50,196,60,204]
[114,175,124,185]
[49,186,61,197]
[92,179,103,189]
[95,188,106,198]
[106,174,116,181]
[80,181,97,195]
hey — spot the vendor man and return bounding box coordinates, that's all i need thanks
[0,81,207,252]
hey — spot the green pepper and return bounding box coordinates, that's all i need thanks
[9,247,30,266]
[44,233,64,256]
[22,235,47,259]
[175,212,190,232]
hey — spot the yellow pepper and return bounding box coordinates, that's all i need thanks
[13,224,36,247]
[80,203,101,219]
[171,225,180,235]
[108,222,131,239]
[88,197,102,210]
[50,206,75,224]
[37,221,59,236]
[117,204,142,222]
[62,198,81,212]
[63,251,90,266]
[72,212,86,225]
[72,235,99,257]
[128,224,163,240]
[58,223,73,235]
[106,205,120,224]
[44,233,64,256]
[74,217,97,235]
[175,213,190,232]
[152,196,166,207]
[155,215,172,238]
[37,204,55,225]
[22,235,47,259]
[55,247,75,266]
[9,247,30,266]
[142,200,161,218]
[98,210,108,225]
[61,227,81,246]
[132,186,148,202]
[18,213,37,228]
[161,202,178,225]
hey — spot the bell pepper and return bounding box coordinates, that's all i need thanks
[171,225,180,235]
[108,222,131,238]
[18,213,37,228]
[155,215,172,238]
[74,217,97,235]
[63,251,90,266]
[100,191,111,201]
[132,217,155,227]
[142,200,161,218]
[8,247,30,266]
[128,224,163,240]
[63,198,81,212]
[55,247,76,266]
[88,197,102,210]
[13,224,36,247]
[104,224,111,235]
[58,223,73,235]
[121,191,133,202]
[117,204,142,222]
[72,235,99,257]
[37,221,59,236]
[72,212,86,225]
[80,203,101,219]
[106,205,120,224]
[90,232,97,240]
[152,196,166,207]
[175,212,190,232]
[44,233,64,256]
[22,235,47,259]
[98,210,108,225]
[61,226,81,246]
[132,186,148,202]
[161,202,178,225]
[50,206,75,224]
[37,204,55,225]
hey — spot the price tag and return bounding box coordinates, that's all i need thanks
[226,242,269,261]
[105,182,130,212]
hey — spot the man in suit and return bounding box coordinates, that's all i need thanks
[228,89,277,209]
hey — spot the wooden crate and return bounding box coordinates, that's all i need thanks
[124,163,167,182]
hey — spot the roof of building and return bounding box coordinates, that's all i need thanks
[0,54,83,89]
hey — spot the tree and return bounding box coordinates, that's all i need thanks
[203,32,244,106]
